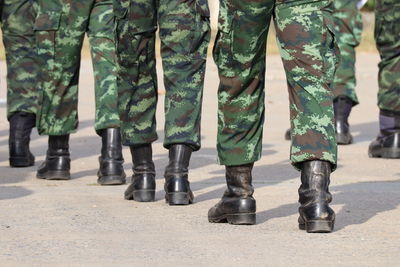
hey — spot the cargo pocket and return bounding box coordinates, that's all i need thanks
[190,0,211,56]
[322,16,339,83]
[212,6,236,77]
[34,12,61,71]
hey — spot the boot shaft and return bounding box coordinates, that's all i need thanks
[225,163,254,198]
[299,160,332,205]
[334,96,353,121]
[130,145,155,173]
[99,128,123,160]
[48,135,70,155]
[9,112,36,141]
[165,144,192,175]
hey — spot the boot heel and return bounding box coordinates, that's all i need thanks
[167,192,191,205]
[226,213,256,225]
[9,156,34,167]
[305,220,334,233]
[37,170,70,180]
[133,190,155,202]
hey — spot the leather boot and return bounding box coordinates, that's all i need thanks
[97,128,126,185]
[368,112,400,158]
[124,145,156,202]
[334,96,353,145]
[298,160,335,233]
[164,144,193,205]
[37,135,71,180]
[208,164,256,225]
[368,132,400,158]
[9,112,36,167]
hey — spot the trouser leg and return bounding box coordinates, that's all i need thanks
[158,0,211,151]
[275,0,338,170]
[332,0,362,104]
[88,0,120,131]
[2,0,38,118]
[214,0,272,166]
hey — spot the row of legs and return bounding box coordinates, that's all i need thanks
[8,114,335,233]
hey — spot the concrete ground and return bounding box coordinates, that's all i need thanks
[0,53,399,266]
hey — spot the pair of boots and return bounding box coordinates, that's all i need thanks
[208,160,335,233]
[37,128,126,185]
[124,144,193,205]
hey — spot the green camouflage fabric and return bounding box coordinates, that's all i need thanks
[114,0,210,150]
[375,0,400,114]
[35,0,120,135]
[332,0,363,104]
[214,0,338,170]
[1,0,38,119]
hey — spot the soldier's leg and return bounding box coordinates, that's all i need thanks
[87,0,126,185]
[35,1,91,180]
[208,0,272,225]
[114,0,158,201]
[275,0,338,232]
[2,0,37,167]
[332,0,363,144]
[158,0,211,205]
[368,0,400,159]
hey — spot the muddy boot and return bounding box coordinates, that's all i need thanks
[37,135,71,180]
[368,113,400,159]
[97,128,126,185]
[164,144,194,205]
[208,163,256,225]
[298,160,335,233]
[9,112,36,167]
[124,145,156,202]
[334,96,353,145]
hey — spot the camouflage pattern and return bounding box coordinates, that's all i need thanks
[214,0,338,170]
[332,0,363,104]
[1,0,38,118]
[375,0,400,114]
[114,0,210,150]
[35,0,120,135]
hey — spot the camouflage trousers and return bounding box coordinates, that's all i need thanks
[214,0,338,170]
[114,0,210,150]
[35,0,120,135]
[375,0,400,115]
[332,0,363,104]
[1,0,38,119]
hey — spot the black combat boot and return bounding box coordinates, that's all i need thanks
[334,96,353,145]
[208,164,256,225]
[298,160,335,233]
[164,144,194,205]
[368,112,400,159]
[37,135,71,180]
[8,112,36,167]
[124,145,156,202]
[97,128,126,185]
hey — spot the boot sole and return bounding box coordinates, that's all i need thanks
[9,156,34,167]
[165,192,193,205]
[299,220,334,233]
[209,213,256,225]
[369,147,400,159]
[97,175,126,186]
[37,170,71,180]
